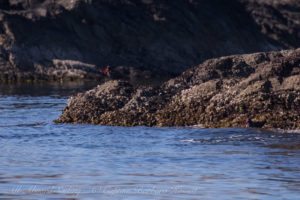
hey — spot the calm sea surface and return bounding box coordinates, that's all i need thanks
[0,83,300,200]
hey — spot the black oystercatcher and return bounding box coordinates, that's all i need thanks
[103,66,110,77]
[244,118,265,128]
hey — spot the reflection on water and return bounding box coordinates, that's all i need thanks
[0,81,99,96]
[0,84,300,199]
[267,144,300,150]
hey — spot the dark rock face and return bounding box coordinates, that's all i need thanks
[56,49,300,129]
[0,0,299,82]
[240,0,300,48]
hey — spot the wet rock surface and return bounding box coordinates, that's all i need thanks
[0,0,299,82]
[56,49,300,129]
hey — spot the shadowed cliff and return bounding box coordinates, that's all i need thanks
[0,0,299,82]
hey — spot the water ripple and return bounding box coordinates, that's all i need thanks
[0,86,300,199]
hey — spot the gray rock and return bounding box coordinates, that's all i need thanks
[55,48,300,129]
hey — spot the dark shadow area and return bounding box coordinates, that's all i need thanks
[239,0,300,48]
[1,0,287,77]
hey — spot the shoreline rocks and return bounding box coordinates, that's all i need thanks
[55,48,300,129]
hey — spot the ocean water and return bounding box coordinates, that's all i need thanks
[0,83,300,200]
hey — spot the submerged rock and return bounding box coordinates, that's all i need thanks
[56,48,300,129]
[0,0,299,82]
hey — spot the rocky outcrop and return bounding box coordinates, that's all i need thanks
[56,48,300,129]
[0,0,299,82]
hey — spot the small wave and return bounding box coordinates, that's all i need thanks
[271,129,300,134]
[187,124,206,128]
[180,134,269,145]
[180,139,197,143]
[180,138,228,144]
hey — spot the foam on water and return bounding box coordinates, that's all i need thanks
[272,128,300,134]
